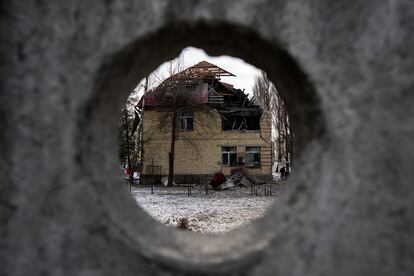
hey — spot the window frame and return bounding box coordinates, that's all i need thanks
[245,146,261,168]
[221,146,237,166]
[179,111,194,131]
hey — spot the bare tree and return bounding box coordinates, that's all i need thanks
[150,79,213,186]
[253,71,294,172]
[118,105,139,188]
[119,54,187,187]
[143,55,223,187]
[141,56,238,186]
[118,76,149,187]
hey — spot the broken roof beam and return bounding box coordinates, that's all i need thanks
[190,61,235,77]
[166,61,236,81]
[208,95,224,105]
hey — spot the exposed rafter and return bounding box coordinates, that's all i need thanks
[166,61,235,81]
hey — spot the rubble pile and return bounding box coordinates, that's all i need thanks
[210,169,254,190]
[210,172,226,189]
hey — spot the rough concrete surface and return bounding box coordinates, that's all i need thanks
[1,1,413,275]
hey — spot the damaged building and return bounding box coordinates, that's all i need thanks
[140,61,272,185]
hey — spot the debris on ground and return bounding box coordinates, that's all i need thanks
[176,217,190,230]
[219,179,235,190]
[240,176,253,187]
[215,168,254,190]
[208,169,266,190]
[251,177,266,185]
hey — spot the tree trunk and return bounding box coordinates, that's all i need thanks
[277,98,283,161]
[168,111,177,187]
[124,110,133,186]
[138,77,148,179]
[283,109,289,162]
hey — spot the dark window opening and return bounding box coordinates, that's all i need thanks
[222,114,261,131]
[245,146,261,168]
[180,111,193,131]
[222,146,237,166]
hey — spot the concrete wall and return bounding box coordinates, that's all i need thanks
[1,1,413,276]
[142,109,271,177]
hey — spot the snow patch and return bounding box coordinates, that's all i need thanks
[131,186,276,234]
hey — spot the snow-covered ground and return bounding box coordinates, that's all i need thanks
[131,185,282,234]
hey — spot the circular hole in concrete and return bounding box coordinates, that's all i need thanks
[78,23,325,273]
[119,47,292,234]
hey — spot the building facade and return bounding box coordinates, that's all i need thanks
[140,61,272,184]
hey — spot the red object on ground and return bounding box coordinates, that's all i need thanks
[210,172,226,189]
[125,167,131,175]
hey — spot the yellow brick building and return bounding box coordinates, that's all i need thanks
[140,61,272,184]
[141,109,272,182]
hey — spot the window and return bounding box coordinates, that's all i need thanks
[221,115,261,131]
[180,111,193,131]
[245,146,261,167]
[222,146,237,166]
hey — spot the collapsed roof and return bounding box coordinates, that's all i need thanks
[164,60,235,80]
[143,61,263,131]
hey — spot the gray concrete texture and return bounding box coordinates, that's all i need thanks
[1,1,413,275]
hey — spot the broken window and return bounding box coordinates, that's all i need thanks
[180,111,193,131]
[221,114,261,131]
[222,146,237,166]
[245,146,261,167]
